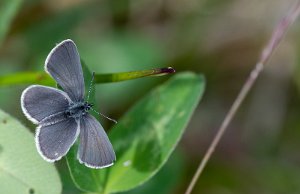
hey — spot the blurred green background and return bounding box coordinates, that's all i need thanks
[1,0,300,193]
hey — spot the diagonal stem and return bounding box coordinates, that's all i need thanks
[185,2,300,194]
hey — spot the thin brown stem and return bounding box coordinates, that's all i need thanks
[185,2,300,194]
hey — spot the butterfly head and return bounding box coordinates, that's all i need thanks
[84,102,93,111]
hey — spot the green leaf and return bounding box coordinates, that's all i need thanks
[0,109,62,194]
[66,72,205,193]
[105,72,204,193]
[0,0,22,46]
[122,150,184,194]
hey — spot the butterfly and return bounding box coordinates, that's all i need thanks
[21,39,116,168]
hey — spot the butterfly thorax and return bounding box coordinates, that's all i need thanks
[65,102,93,119]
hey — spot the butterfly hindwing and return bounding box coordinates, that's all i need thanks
[78,114,116,168]
[36,118,80,162]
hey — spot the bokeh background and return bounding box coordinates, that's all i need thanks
[1,0,300,193]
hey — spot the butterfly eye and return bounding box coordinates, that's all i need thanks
[65,111,71,117]
[85,106,90,111]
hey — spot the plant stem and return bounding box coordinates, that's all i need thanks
[0,67,175,87]
[185,2,300,194]
[94,67,175,83]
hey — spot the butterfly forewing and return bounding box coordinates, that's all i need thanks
[21,85,71,124]
[45,39,85,102]
[78,114,116,168]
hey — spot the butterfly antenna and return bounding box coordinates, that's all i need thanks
[91,107,118,124]
[87,72,95,102]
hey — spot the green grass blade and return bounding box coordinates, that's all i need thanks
[0,0,22,46]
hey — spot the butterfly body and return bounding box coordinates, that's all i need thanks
[65,101,92,119]
[20,39,116,169]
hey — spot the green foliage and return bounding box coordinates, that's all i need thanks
[0,109,62,194]
[66,72,205,193]
[0,0,22,45]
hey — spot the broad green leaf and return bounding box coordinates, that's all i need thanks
[66,72,205,193]
[0,0,22,46]
[105,72,205,193]
[0,109,62,194]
